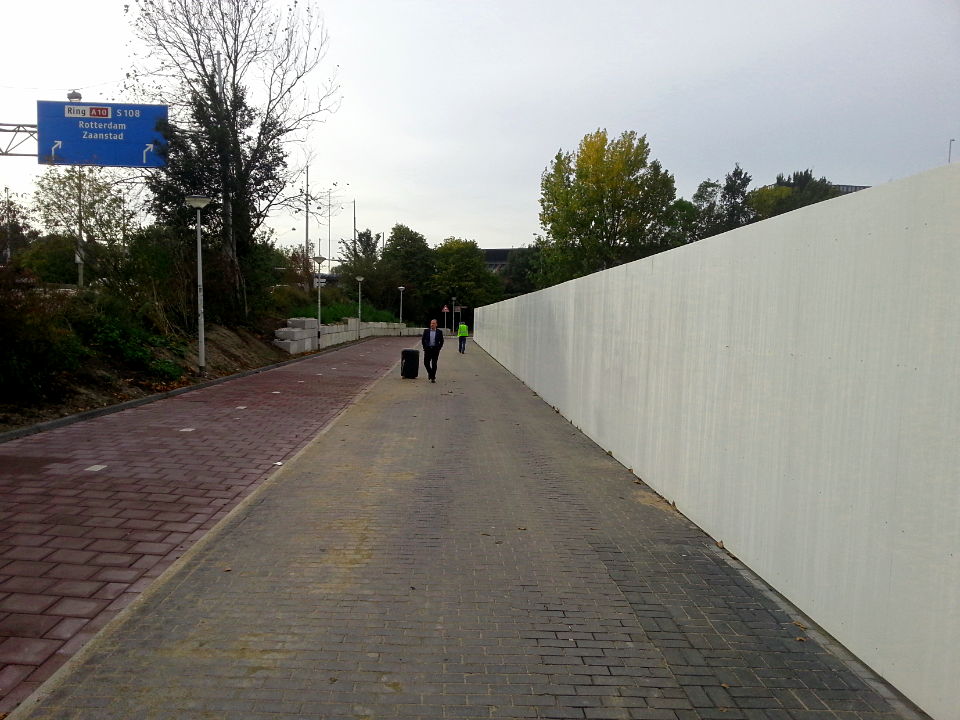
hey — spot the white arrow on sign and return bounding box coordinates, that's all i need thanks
[52,140,62,157]
[143,144,154,164]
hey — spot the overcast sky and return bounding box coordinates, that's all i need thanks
[2,0,959,253]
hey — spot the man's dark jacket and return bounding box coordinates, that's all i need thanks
[421,327,444,351]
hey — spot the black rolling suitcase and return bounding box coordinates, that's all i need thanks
[400,349,420,379]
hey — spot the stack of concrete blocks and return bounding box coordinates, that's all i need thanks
[272,317,318,354]
[273,317,425,355]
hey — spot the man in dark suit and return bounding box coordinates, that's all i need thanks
[421,318,444,383]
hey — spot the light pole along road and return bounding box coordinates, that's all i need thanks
[313,255,326,344]
[356,276,364,341]
[185,195,211,376]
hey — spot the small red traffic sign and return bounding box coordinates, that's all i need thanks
[442,305,449,312]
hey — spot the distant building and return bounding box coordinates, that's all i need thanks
[484,248,512,273]
[832,184,871,195]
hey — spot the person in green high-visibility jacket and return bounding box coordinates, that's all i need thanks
[457,320,469,354]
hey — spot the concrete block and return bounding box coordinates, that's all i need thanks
[288,317,318,330]
[275,327,314,341]
[273,338,310,354]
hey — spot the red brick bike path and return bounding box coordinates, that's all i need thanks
[0,336,415,712]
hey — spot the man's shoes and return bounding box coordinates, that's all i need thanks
[431,378,435,383]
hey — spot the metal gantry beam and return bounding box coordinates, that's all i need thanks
[0,123,38,157]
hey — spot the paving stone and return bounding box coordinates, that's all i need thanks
[1,341,923,720]
[0,338,414,710]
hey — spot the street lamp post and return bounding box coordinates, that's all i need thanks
[186,195,211,376]
[452,296,457,333]
[356,276,364,340]
[398,286,405,329]
[950,139,955,164]
[313,255,326,347]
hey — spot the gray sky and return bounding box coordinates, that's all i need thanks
[2,0,959,252]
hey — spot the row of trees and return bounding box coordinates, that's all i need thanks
[4,171,506,331]
[330,225,503,323]
[530,128,843,288]
[0,0,351,401]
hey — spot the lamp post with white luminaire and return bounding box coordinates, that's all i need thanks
[185,195,211,376]
[398,286,405,329]
[356,276,364,340]
[313,255,326,346]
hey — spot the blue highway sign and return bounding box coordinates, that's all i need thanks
[37,101,167,167]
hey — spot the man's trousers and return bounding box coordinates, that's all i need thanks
[423,347,440,379]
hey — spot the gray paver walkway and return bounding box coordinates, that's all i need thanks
[9,340,919,720]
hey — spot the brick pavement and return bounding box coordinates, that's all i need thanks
[6,340,923,720]
[0,337,415,712]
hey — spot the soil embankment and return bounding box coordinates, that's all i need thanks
[0,323,292,435]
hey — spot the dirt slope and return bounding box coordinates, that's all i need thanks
[0,323,291,436]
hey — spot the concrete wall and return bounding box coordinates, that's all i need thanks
[322,319,422,348]
[274,319,422,355]
[475,163,960,720]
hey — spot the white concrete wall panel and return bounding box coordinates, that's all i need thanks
[475,164,960,720]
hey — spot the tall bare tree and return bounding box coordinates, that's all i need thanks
[128,0,339,317]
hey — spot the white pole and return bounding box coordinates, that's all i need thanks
[196,207,206,376]
[304,165,310,282]
[328,188,332,274]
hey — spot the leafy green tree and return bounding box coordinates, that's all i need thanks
[747,184,792,220]
[32,166,138,245]
[537,129,677,287]
[335,228,382,286]
[431,238,503,311]
[30,166,143,289]
[691,179,723,240]
[720,164,755,231]
[380,224,435,324]
[334,228,400,317]
[748,169,841,219]
[691,164,756,240]
[500,246,541,297]
[1,191,37,262]
[339,228,382,269]
[663,198,699,247]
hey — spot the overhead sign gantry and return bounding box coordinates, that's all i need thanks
[36,100,167,167]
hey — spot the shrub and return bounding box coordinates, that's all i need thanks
[0,267,86,400]
[268,285,313,315]
[14,234,79,284]
[287,301,399,324]
[66,293,184,381]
